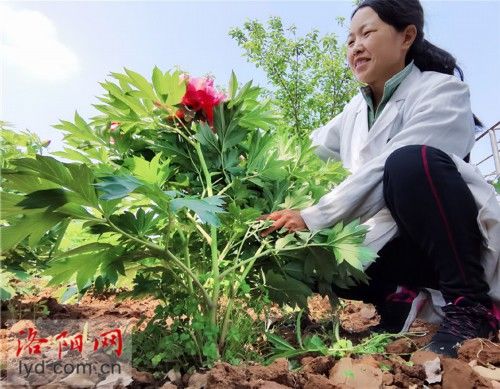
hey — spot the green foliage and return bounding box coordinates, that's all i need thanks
[266,318,399,362]
[261,220,374,310]
[0,122,50,167]
[133,288,270,370]
[229,16,359,137]
[0,122,64,300]
[2,68,375,368]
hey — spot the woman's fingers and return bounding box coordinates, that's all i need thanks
[258,210,308,237]
[260,215,287,237]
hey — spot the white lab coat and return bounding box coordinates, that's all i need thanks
[300,64,500,315]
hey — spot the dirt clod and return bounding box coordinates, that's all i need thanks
[385,337,416,354]
[247,358,292,386]
[300,356,335,375]
[459,339,500,365]
[302,373,337,389]
[339,301,380,333]
[329,357,384,389]
[188,372,208,389]
[206,363,247,388]
[441,357,492,389]
[411,350,440,365]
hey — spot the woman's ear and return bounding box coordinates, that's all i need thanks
[402,24,418,50]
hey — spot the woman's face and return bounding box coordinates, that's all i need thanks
[347,7,415,87]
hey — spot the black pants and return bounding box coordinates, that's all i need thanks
[333,145,491,306]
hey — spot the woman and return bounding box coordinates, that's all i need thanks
[260,0,500,357]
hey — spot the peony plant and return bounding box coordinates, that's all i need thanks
[1,68,375,367]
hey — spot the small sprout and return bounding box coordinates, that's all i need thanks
[380,363,391,372]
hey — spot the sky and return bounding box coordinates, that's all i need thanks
[1,0,499,175]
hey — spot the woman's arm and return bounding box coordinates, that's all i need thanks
[300,75,476,231]
[258,103,352,236]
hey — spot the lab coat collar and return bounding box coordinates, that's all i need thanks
[355,64,422,115]
[353,65,423,159]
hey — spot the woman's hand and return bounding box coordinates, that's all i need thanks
[258,209,308,237]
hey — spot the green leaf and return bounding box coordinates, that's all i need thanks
[266,333,296,351]
[123,68,157,100]
[327,220,376,270]
[275,234,297,250]
[12,156,72,187]
[94,175,143,200]
[246,133,288,181]
[228,70,239,100]
[1,171,60,193]
[53,242,114,259]
[170,195,226,227]
[0,271,16,300]
[151,68,186,106]
[126,153,170,186]
[152,66,165,97]
[0,192,41,219]
[101,81,147,116]
[108,209,158,237]
[17,189,68,209]
[239,104,278,130]
[1,212,66,252]
[52,148,94,164]
[265,269,313,309]
[163,70,187,106]
[45,243,121,291]
[55,203,99,220]
[151,352,167,368]
[195,122,219,153]
[74,111,95,140]
[54,114,101,145]
[11,156,98,207]
[303,334,326,351]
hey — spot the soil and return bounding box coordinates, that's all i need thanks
[1,289,499,388]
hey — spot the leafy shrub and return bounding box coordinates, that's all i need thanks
[1,69,375,367]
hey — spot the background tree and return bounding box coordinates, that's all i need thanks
[229,16,359,137]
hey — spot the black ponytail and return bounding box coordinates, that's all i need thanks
[352,0,484,129]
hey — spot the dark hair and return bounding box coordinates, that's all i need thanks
[352,0,484,129]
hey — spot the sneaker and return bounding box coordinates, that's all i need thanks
[425,297,499,357]
[372,287,417,333]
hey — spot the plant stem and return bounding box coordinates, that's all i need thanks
[218,283,235,349]
[194,142,220,329]
[104,215,213,309]
[185,211,212,244]
[219,244,265,347]
[157,120,195,147]
[178,229,194,293]
[219,243,262,348]
[163,212,173,250]
[218,247,272,280]
[219,233,237,262]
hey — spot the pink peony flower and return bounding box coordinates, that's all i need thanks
[181,76,226,130]
[110,121,120,132]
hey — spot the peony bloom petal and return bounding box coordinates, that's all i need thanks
[110,121,120,131]
[179,75,224,132]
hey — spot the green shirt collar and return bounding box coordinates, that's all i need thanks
[360,60,414,129]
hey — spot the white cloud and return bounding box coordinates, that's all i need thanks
[0,4,79,82]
